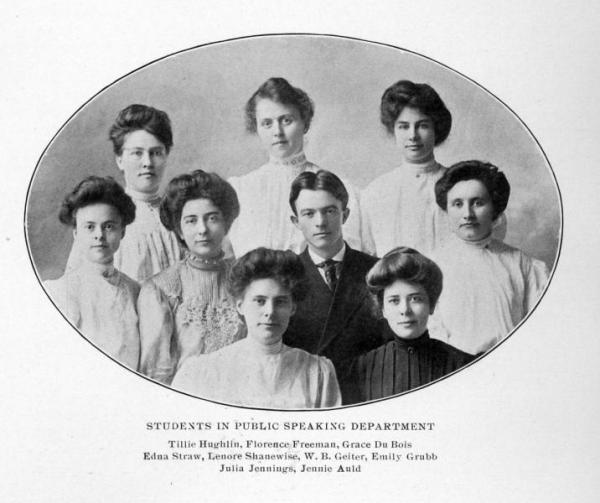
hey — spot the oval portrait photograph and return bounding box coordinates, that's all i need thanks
[25,34,561,410]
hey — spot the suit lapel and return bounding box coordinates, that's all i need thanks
[319,247,369,352]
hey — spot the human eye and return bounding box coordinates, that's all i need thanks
[129,149,143,158]
[85,223,95,232]
[281,115,294,125]
[302,210,315,218]
[386,297,400,305]
[260,119,272,128]
[254,297,266,306]
[451,199,463,208]
[150,148,165,158]
[396,122,409,130]
[104,223,115,231]
[208,214,222,223]
[410,294,426,304]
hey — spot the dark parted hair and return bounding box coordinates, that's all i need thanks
[58,176,136,227]
[366,247,443,311]
[245,77,315,134]
[159,170,240,247]
[109,104,174,155]
[228,248,309,303]
[380,80,452,145]
[289,169,349,214]
[434,160,511,219]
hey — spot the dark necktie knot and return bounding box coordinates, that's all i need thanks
[317,259,339,291]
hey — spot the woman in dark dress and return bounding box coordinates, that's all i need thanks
[347,247,472,404]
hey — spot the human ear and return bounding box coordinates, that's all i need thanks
[290,302,297,317]
[236,298,244,317]
[342,208,350,224]
[115,154,124,172]
[290,214,299,227]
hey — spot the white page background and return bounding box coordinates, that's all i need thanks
[2,1,599,501]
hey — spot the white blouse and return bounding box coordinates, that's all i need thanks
[361,160,506,257]
[429,235,549,355]
[172,337,342,409]
[66,188,183,283]
[137,254,244,384]
[227,151,374,257]
[44,263,140,369]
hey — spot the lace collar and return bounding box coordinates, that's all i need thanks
[268,151,309,174]
[78,261,118,280]
[452,232,494,250]
[242,335,284,356]
[125,187,162,204]
[185,250,226,271]
[401,158,442,177]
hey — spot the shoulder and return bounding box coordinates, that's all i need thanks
[143,260,185,295]
[117,271,140,296]
[284,345,334,370]
[364,168,401,194]
[344,246,378,270]
[228,164,269,187]
[426,338,474,365]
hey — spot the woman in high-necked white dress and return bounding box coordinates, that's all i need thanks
[429,160,549,355]
[137,170,245,384]
[44,176,140,370]
[172,248,341,409]
[227,77,373,257]
[362,80,505,257]
[67,104,183,282]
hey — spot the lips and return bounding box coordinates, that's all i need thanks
[138,172,155,177]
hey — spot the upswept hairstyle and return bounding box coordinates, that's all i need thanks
[58,176,136,227]
[380,80,452,145]
[245,77,315,134]
[159,170,240,246]
[228,248,309,303]
[289,169,349,214]
[434,160,511,219]
[366,247,443,311]
[109,104,174,155]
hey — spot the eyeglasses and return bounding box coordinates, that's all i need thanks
[122,147,167,159]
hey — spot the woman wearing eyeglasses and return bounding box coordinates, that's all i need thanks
[67,104,183,282]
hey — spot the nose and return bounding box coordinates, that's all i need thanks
[93,227,106,241]
[196,219,208,235]
[463,204,475,219]
[141,150,153,167]
[314,211,326,227]
[262,300,274,317]
[408,125,419,140]
[399,298,412,315]
[274,121,284,136]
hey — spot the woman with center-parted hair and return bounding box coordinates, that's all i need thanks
[67,104,183,282]
[226,77,374,257]
[137,170,245,385]
[361,80,505,257]
[44,176,141,370]
[429,160,549,355]
[345,247,473,404]
[172,248,341,409]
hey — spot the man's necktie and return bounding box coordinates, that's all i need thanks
[317,259,339,291]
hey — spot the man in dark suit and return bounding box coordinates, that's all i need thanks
[284,169,382,403]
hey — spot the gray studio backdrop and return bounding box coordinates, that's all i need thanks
[26,35,561,280]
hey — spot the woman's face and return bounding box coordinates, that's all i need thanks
[236,278,296,346]
[394,106,436,164]
[382,279,431,340]
[116,129,168,194]
[73,203,124,265]
[446,179,495,242]
[179,198,227,259]
[255,98,305,160]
